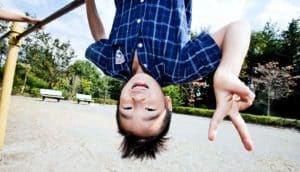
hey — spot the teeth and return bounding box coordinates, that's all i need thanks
[132,83,148,89]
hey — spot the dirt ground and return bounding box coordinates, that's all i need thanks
[0,96,299,172]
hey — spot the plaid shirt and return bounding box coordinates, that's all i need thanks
[86,0,221,86]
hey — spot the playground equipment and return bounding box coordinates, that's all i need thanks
[0,0,85,149]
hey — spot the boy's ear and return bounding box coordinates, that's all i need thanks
[164,96,173,111]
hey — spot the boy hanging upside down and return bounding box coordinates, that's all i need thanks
[85,0,255,160]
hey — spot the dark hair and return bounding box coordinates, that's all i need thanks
[116,105,172,160]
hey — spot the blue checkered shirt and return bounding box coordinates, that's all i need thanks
[86,0,221,86]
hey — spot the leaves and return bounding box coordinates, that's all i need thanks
[251,61,297,115]
[163,85,184,107]
[253,61,296,99]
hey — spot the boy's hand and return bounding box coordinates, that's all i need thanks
[208,70,255,151]
[23,16,40,24]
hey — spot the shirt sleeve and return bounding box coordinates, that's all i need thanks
[180,32,222,81]
[85,39,113,72]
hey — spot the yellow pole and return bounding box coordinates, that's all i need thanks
[0,22,24,149]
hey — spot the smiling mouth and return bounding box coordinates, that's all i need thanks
[132,83,149,89]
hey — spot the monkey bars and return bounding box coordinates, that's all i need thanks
[0,0,85,149]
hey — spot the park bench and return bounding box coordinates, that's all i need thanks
[40,89,64,102]
[76,93,92,104]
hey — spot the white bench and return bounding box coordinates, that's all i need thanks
[40,89,64,102]
[76,93,92,104]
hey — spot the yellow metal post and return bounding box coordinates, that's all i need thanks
[0,22,24,149]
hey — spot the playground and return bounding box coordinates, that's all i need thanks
[0,96,299,172]
[1,1,300,171]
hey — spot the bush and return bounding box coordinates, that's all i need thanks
[12,86,22,95]
[94,98,117,105]
[174,106,214,118]
[173,106,300,131]
[30,87,40,97]
[163,85,184,106]
[242,113,300,130]
[27,74,48,88]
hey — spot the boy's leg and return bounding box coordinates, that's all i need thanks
[208,20,255,151]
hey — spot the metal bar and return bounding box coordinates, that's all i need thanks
[0,31,11,41]
[17,0,85,40]
[0,0,85,41]
[0,22,24,149]
[0,0,85,149]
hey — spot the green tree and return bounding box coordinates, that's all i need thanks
[67,60,103,98]
[81,79,92,94]
[20,31,75,88]
[163,85,184,107]
[106,77,124,100]
[281,18,300,67]
[246,19,300,117]
[247,22,282,71]
[0,21,9,67]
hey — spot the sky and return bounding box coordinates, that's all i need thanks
[1,0,300,61]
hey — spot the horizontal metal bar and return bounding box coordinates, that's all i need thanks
[0,0,85,41]
[17,0,85,40]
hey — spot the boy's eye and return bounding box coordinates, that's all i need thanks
[145,108,156,111]
[123,107,132,110]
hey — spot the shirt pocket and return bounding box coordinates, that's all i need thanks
[108,44,129,76]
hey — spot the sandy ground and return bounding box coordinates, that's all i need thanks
[0,96,299,172]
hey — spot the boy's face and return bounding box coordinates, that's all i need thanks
[119,73,172,137]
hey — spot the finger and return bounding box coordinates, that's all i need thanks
[226,78,255,102]
[236,92,255,111]
[230,112,253,151]
[232,94,240,101]
[238,99,253,111]
[208,106,227,141]
[209,92,233,141]
[230,82,252,99]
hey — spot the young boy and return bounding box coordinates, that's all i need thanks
[85,0,255,160]
[0,9,40,24]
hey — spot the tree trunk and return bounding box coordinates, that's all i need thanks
[0,56,3,67]
[71,75,79,97]
[104,89,107,104]
[267,86,271,116]
[21,69,30,94]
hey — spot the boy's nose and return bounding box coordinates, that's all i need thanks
[132,94,146,101]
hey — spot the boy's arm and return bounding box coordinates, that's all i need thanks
[208,21,255,151]
[85,0,106,41]
[0,9,40,24]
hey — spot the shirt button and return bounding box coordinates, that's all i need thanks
[140,0,144,2]
[144,64,148,68]
[137,43,143,48]
[136,19,141,23]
